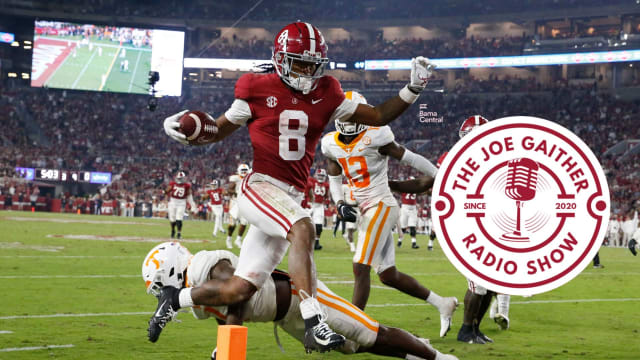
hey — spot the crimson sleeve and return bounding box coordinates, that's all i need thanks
[234,73,253,100]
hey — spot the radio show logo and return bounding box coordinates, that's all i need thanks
[431,116,610,296]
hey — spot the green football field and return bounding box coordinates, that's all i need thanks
[0,211,638,359]
[40,35,151,94]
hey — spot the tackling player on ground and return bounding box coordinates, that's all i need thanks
[321,91,458,338]
[165,171,196,239]
[142,242,459,360]
[160,21,435,352]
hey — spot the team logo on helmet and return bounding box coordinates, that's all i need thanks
[431,116,610,296]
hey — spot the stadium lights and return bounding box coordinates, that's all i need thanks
[185,49,640,71]
[21,73,29,79]
[10,41,19,47]
[23,45,32,50]
[23,40,31,45]
[7,72,17,77]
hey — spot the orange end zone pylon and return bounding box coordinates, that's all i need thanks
[216,325,248,360]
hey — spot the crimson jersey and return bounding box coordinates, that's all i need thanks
[401,193,417,205]
[207,188,223,205]
[308,178,330,204]
[419,208,429,218]
[234,73,345,191]
[168,181,191,200]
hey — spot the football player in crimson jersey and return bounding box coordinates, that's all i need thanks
[158,21,435,352]
[165,171,197,240]
[226,164,250,249]
[307,168,330,250]
[205,180,225,237]
[398,182,420,249]
[322,91,457,339]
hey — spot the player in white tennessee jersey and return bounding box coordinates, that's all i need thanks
[142,243,458,360]
[321,91,458,338]
[342,183,358,252]
[226,164,250,249]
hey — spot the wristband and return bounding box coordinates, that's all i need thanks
[399,85,420,104]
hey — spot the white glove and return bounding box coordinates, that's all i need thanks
[163,110,189,145]
[409,56,436,93]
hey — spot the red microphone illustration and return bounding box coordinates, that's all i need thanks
[501,157,539,242]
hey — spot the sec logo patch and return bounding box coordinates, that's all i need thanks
[432,116,609,296]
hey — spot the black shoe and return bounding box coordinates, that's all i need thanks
[629,239,638,256]
[593,264,605,269]
[457,327,486,344]
[303,321,346,353]
[428,246,433,251]
[412,243,420,249]
[397,241,402,247]
[177,233,181,240]
[475,328,493,343]
[148,286,180,343]
[314,242,323,250]
[170,231,175,239]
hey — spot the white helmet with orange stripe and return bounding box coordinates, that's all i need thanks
[142,242,192,297]
[335,90,369,136]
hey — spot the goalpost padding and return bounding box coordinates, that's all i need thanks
[216,325,247,360]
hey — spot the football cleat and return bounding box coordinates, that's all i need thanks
[148,286,180,342]
[428,246,433,251]
[397,241,402,247]
[314,242,323,250]
[629,239,638,256]
[412,243,420,249]
[489,299,498,319]
[226,238,233,249]
[303,321,346,353]
[439,297,458,338]
[176,233,181,240]
[593,264,605,269]
[457,328,485,344]
[474,326,493,343]
[234,237,243,249]
[349,242,356,253]
[494,313,510,330]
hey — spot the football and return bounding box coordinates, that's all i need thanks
[178,110,217,145]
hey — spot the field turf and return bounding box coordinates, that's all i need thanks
[38,35,151,94]
[0,211,638,359]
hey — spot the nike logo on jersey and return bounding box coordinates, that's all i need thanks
[312,99,323,104]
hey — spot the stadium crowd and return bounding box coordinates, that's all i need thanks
[1,75,638,222]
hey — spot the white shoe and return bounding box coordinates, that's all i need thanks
[225,238,233,249]
[494,313,510,330]
[439,297,458,338]
[234,238,242,248]
[349,242,356,252]
[489,299,498,319]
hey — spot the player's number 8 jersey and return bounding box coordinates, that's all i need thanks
[321,126,397,211]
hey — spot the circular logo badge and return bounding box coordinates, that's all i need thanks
[431,116,610,296]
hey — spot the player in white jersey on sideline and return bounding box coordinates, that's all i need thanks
[321,91,458,338]
[142,242,459,360]
[226,164,250,249]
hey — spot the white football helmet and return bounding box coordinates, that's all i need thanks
[335,91,369,136]
[175,171,186,184]
[142,242,192,297]
[459,115,489,139]
[315,168,327,182]
[237,164,250,177]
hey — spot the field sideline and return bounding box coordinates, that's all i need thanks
[0,211,638,359]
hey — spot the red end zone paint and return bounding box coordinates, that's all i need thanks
[31,37,77,87]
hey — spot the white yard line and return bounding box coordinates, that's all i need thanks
[0,274,139,279]
[127,49,142,92]
[2,298,639,320]
[71,50,97,89]
[0,312,150,320]
[0,344,74,352]
[0,331,13,334]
